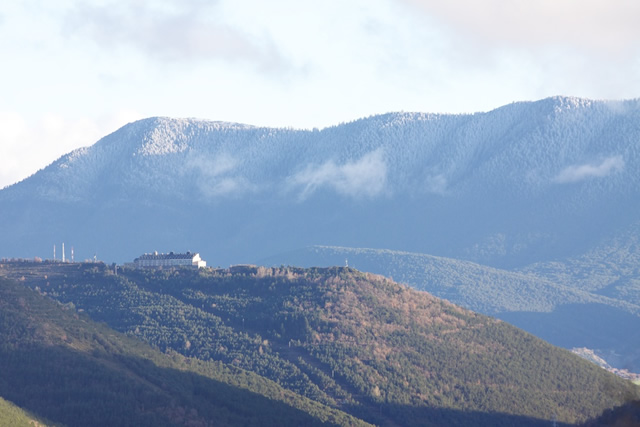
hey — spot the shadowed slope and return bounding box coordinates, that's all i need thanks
[2,262,637,426]
[0,275,369,427]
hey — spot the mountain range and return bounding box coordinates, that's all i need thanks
[2,96,639,267]
[1,95,639,370]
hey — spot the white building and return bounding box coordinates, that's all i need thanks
[133,251,207,269]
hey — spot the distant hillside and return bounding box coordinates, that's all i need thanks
[261,245,640,372]
[3,261,638,426]
[519,222,640,307]
[261,245,629,314]
[1,96,639,269]
[0,274,369,427]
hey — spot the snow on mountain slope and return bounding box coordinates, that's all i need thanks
[7,96,638,201]
[1,96,639,267]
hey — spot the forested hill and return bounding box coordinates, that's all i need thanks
[2,96,640,268]
[261,245,640,372]
[0,396,51,427]
[0,273,368,427]
[2,261,638,426]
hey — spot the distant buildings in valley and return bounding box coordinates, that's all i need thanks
[132,251,207,269]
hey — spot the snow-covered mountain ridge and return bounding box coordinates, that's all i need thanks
[1,95,639,268]
[6,96,639,206]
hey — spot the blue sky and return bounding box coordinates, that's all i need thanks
[1,0,639,188]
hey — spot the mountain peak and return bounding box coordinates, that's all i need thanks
[95,116,259,156]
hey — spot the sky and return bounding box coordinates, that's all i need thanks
[1,0,640,189]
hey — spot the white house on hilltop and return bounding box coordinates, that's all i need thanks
[133,251,207,269]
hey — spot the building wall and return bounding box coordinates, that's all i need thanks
[134,253,206,269]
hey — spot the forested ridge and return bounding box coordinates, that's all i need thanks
[0,273,369,427]
[2,261,638,426]
[264,244,640,372]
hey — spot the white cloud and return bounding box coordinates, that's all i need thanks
[62,0,291,73]
[192,152,238,177]
[202,177,253,198]
[395,0,640,103]
[424,174,448,195]
[290,149,388,200]
[398,0,640,56]
[554,155,625,183]
[186,152,254,198]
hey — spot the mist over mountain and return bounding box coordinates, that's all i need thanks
[2,96,639,269]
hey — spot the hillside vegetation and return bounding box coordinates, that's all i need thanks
[0,396,51,427]
[0,274,369,427]
[2,261,638,426]
[581,400,640,426]
[263,245,640,372]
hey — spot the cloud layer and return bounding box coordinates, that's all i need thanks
[554,155,625,183]
[63,0,289,72]
[290,149,388,199]
[399,0,640,57]
[187,152,255,198]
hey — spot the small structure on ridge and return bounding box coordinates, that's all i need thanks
[133,251,206,269]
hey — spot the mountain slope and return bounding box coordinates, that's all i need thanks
[582,400,640,426]
[3,261,638,426]
[0,274,369,427]
[1,96,639,268]
[261,245,637,314]
[519,221,640,305]
[0,397,51,427]
[261,245,640,372]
